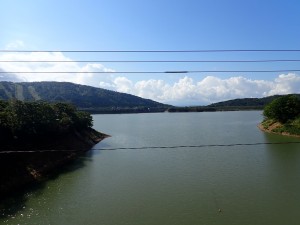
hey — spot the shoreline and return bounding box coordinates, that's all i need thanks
[258,123,300,138]
[0,128,109,199]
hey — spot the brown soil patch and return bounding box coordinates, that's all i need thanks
[258,122,300,138]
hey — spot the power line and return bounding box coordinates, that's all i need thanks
[1,59,300,63]
[96,142,300,151]
[0,141,299,154]
[1,50,300,74]
[2,69,300,74]
[2,49,300,53]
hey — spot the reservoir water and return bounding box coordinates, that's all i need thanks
[1,111,300,225]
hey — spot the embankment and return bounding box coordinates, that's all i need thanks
[258,120,300,138]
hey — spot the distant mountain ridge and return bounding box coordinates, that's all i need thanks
[1,81,299,113]
[208,95,300,108]
[0,81,169,112]
[167,94,300,112]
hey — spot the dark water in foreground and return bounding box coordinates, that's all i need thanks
[1,111,300,225]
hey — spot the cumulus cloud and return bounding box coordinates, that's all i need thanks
[0,68,25,82]
[100,74,300,105]
[0,52,115,86]
[134,79,170,101]
[268,74,300,96]
[1,48,300,105]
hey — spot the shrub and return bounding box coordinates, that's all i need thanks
[263,95,300,123]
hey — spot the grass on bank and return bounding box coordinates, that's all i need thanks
[261,95,300,137]
[262,117,300,136]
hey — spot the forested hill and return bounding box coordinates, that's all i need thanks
[168,94,300,112]
[0,81,169,112]
[208,95,300,108]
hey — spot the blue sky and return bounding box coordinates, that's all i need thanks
[1,0,300,105]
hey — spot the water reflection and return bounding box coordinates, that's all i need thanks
[0,152,92,223]
[262,132,300,224]
[263,132,300,171]
[2,111,300,225]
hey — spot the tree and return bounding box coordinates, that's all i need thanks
[0,100,94,140]
[263,95,300,123]
[74,111,93,129]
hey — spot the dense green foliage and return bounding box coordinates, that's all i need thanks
[0,81,168,110]
[261,95,300,137]
[273,118,300,135]
[263,95,300,123]
[208,95,300,108]
[0,100,93,140]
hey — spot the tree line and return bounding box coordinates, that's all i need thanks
[262,95,300,136]
[263,95,300,123]
[0,100,93,141]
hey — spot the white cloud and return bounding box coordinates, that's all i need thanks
[195,76,273,101]
[99,74,300,105]
[0,52,115,87]
[0,68,25,82]
[1,48,300,106]
[113,77,134,93]
[134,79,170,101]
[268,74,300,96]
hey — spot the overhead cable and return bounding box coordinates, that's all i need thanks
[0,141,299,154]
[2,49,300,53]
[1,59,300,63]
[1,69,300,74]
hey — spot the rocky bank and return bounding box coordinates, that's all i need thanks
[0,128,108,199]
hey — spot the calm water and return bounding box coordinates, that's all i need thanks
[1,111,300,225]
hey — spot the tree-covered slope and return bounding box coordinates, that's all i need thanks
[0,100,93,141]
[167,94,300,112]
[0,100,108,198]
[0,81,168,109]
[208,95,300,108]
[259,95,300,137]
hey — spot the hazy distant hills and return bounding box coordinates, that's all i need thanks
[1,81,299,113]
[168,94,300,112]
[208,96,280,108]
[208,95,300,108]
[0,81,169,112]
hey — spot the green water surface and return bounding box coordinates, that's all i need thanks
[1,111,300,225]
